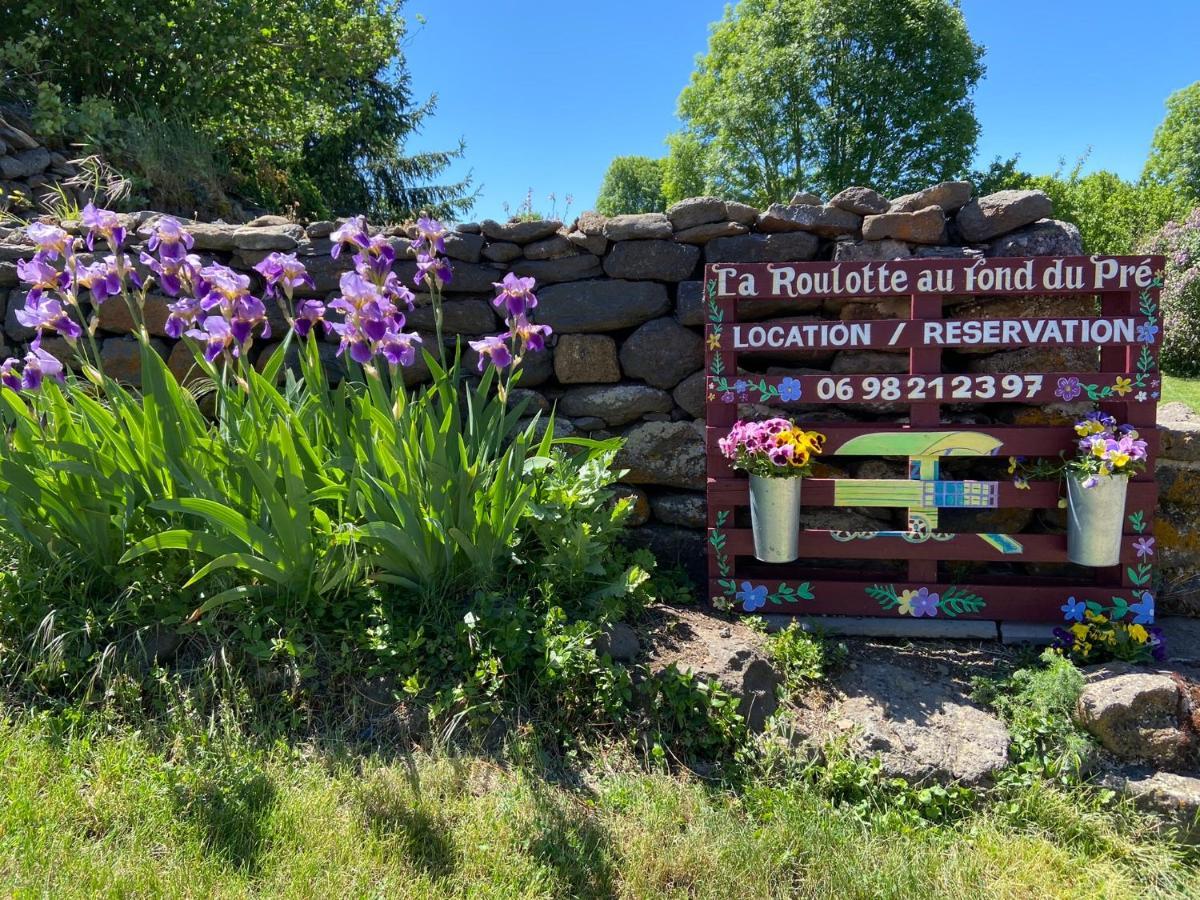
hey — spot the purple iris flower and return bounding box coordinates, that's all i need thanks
[254,252,314,299]
[80,202,125,251]
[0,357,22,392]
[231,295,270,342]
[492,272,537,319]
[25,222,73,260]
[198,264,252,308]
[16,294,81,343]
[16,256,67,301]
[165,295,203,339]
[142,216,194,261]
[377,332,421,367]
[330,216,370,259]
[294,299,326,337]
[510,318,552,354]
[415,251,452,288]
[20,347,65,390]
[468,335,512,371]
[74,258,123,304]
[187,315,234,362]
[412,216,448,256]
[140,250,199,297]
[381,272,416,310]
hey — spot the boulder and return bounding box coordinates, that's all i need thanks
[596,622,641,662]
[100,336,168,387]
[1160,405,1200,462]
[565,230,606,255]
[404,298,497,335]
[510,254,602,285]
[830,350,910,374]
[673,221,748,244]
[536,280,670,333]
[833,239,911,261]
[1103,770,1200,843]
[481,241,522,263]
[705,231,820,263]
[789,191,823,205]
[456,222,482,234]
[889,181,973,214]
[611,484,651,526]
[666,196,728,230]
[479,219,561,244]
[396,260,501,294]
[508,388,549,413]
[97,293,173,337]
[910,245,985,259]
[184,221,239,252]
[672,370,707,419]
[443,231,485,263]
[246,214,291,227]
[829,186,890,215]
[603,240,699,282]
[231,224,302,251]
[305,221,335,238]
[0,120,39,151]
[574,211,607,236]
[724,201,760,225]
[860,205,947,244]
[0,147,50,180]
[641,605,783,732]
[4,290,36,341]
[522,234,577,260]
[757,203,861,238]
[966,346,1097,375]
[1075,665,1193,765]
[616,420,706,488]
[0,261,15,287]
[650,491,707,528]
[619,317,704,389]
[603,212,673,241]
[955,190,1054,242]
[674,280,706,326]
[553,333,622,383]
[830,659,1011,786]
[987,219,1083,257]
[559,384,674,426]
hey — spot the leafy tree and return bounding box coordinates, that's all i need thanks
[595,156,666,215]
[1144,82,1200,204]
[675,0,984,205]
[0,0,472,219]
[661,132,710,206]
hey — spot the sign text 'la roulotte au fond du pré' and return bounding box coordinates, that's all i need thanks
[710,255,1159,351]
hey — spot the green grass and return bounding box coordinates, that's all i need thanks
[0,714,1194,898]
[1162,375,1200,413]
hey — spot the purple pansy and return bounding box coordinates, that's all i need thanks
[735,581,768,612]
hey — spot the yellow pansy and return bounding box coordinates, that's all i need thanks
[1071,623,1089,640]
[1128,624,1149,643]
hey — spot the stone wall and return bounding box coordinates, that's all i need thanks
[0,111,83,215]
[1,180,1197,608]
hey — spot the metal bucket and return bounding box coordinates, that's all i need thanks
[1067,473,1128,567]
[749,474,803,563]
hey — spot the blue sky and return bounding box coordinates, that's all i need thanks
[404,1,1199,222]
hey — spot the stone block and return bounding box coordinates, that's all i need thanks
[619,317,703,389]
[955,190,1053,242]
[553,333,621,383]
[536,280,669,333]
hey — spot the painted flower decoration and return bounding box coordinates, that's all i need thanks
[897,589,917,616]
[909,587,939,617]
[706,332,720,351]
[1132,536,1155,559]
[1054,376,1081,402]
[1130,591,1155,625]
[736,581,768,612]
[1060,596,1085,622]
[778,377,802,402]
[1111,376,1133,397]
[1136,322,1159,344]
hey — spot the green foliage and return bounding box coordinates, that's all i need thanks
[676,0,984,205]
[0,1,472,218]
[639,665,749,765]
[767,623,845,690]
[1144,81,1200,205]
[661,131,710,206]
[594,156,666,215]
[972,650,1093,782]
[977,153,1188,255]
[1142,207,1200,376]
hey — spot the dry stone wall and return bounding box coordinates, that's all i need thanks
[1,180,1198,606]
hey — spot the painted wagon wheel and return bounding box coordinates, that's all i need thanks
[904,515,932,542]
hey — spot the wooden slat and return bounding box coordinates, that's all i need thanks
[706,372,1155,406]
[705,256,1164,300]
[709,316,1149,352]
[706,579,1137,622]
[717,528,1142,563]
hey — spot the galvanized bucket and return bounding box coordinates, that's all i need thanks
[749,473,803,563]
[1067,473,1128,567]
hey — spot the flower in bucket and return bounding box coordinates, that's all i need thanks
[718,418,824,477]
[1009,411,1148,489]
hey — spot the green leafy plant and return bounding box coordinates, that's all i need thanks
[768,623,845,691]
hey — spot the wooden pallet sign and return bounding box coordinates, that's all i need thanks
[704,255,1163,626]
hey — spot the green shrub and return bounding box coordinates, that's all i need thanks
[1142,208,1200,376]
[767,623,846,691]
